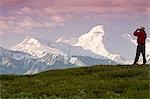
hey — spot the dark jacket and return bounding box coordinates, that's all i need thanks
[134,29,147,44]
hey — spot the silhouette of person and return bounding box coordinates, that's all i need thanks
[133,27,147,65]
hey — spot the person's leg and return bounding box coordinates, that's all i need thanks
[133,44,141,64]
[142,44,146,64]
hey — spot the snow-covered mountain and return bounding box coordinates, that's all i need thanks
[57,25,150,64]
[11,36,67,57]
[58,25,124,63]
[75,25,108,56]
[11,36,110,59]
[0,48,73,74]
[1,25,149,74]
[0,46,115,74]
[0,28,117,74]
[75,25,123,61]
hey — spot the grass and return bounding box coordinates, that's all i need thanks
[0,65,150,99]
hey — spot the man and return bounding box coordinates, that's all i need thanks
[133,27,147,65]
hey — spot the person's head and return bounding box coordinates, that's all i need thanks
[140,27,145,31]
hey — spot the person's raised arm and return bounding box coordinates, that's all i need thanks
[134,29,140,36]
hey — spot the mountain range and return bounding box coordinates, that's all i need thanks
[0,25,150,74]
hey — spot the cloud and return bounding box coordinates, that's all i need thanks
[1,0,149,36]
[20,7,33,14]
[0,19,10,35]
[14,17,36,32]
[2,0,149,15]
[17,17,37,28]
[0,19,9,30]
[0,16,37,34]
[9,6,39,15]
[50,15,66,26]
[53,0,149,9]
[40,0,149,16]
[0,6,67,35]
[0,0,30,6]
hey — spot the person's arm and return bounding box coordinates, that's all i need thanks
[134,29,140,36]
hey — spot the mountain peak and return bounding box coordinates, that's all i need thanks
[18,36,41,47]
[74,25,109,57]
[23,36,39,44]
[89,25,104,35]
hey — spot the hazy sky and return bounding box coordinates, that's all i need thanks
[0,0,150,48]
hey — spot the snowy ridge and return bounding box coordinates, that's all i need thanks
[0,47,115,74]
[11,36,67,57]
[11,35,106,60]
[56,37,78,45]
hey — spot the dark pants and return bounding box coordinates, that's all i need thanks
[134,44,146,64]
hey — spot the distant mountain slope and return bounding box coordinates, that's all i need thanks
[0,47,73,74]
[0,46,115,74]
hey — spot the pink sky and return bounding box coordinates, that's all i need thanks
[0,0,150,47]
[1,0,149,14]
[1,0,149,7]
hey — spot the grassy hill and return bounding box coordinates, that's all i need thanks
[0,65,150,99]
